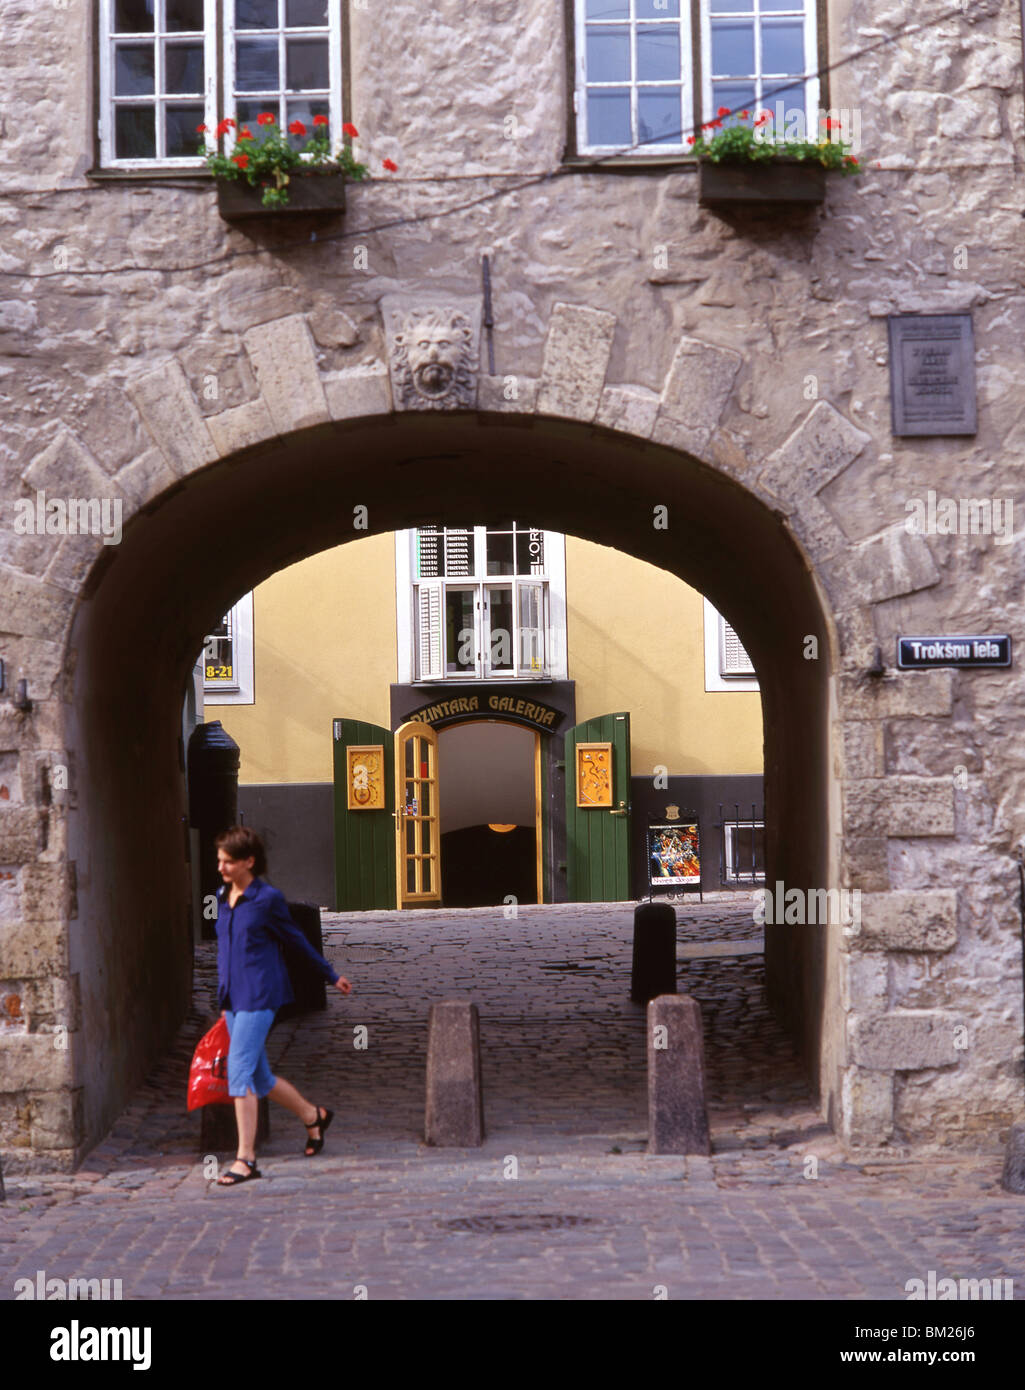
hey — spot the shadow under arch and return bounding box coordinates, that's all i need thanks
[66,409,839,1155]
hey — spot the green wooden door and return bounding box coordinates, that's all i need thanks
[332,718,396,911]
[564,712,631,902]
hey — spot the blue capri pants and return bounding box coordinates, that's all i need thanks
[224,1009,278,1099]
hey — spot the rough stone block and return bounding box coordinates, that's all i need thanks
[0,1032,74,1091]
[855,891,958,953]
[0,919,66,979]
[838,671,953,720]
[20,863,73,921]
[1001,1124,1025,1194]
[206,398,278,456]
[838,720,884,780]
[28,1087,80,1149]
[242,314,330,434]
[322,363,392,421]
[0,809,42,861]
[844,527,941,604]
[126,360,218,477]
[647,994,710,1155]
[845,776,955,838]
[596,384,660,437]
[659,335,742,435]
[841,952,889,1013]
[841,1065,894,1144]
[22,429,123,505]
[216,283,302,335]
[536,303,616,422]
[651,412,711,458]
[424,1000,484,1147]
[114,449,177,511]
[309,304,360,348]
[43,532,107,594]
[0,567,75,644]
[759,400,870,503]
[477,375,539,413]
[848,1011,963,1071]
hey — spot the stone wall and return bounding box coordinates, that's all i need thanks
[0,0,1023,1164]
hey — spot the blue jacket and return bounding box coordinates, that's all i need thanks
[215,876,339,1012]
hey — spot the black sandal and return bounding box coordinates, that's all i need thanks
[217,1157,261,1185]
[304,1106,334,1156]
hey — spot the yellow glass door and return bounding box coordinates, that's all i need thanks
[394,720,442,907]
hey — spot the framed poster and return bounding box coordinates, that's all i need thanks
[576,742,613,807]
[346,744,386,811]
[648,821,700,889]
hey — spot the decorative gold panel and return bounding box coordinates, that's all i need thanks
[576,742,613,808]
[346,745,385,810]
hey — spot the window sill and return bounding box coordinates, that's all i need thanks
[86,166,213,182]
[560,154,698,174]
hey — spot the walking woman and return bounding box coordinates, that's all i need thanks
[212,825,351,1186]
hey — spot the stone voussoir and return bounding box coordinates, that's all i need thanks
[758,400,871,505]
[536,303,616,423]
[206,397,279,456]
[125,359,218,477]
[241,313,331,434]
[322,363,393,421]
[658,334,743,438]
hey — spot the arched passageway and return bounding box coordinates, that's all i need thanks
[66,409,837,1154]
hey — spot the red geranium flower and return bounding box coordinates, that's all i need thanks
[741,110,750,119]
[844,155,859,166]
[382,158,398,171]
[686,135,696,145]
[717,105,731,117]
[313,114,329,126]
[196,123,208,133]
[342,122,359,138]
[232,153,249,169]
[215,117,236,137]
[239,126,253,139]
[288,119,307,136]
[257,112,276,126]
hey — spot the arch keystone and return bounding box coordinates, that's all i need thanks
[125,360,217,477]
[241,314,330,434]
[536,303,616,422]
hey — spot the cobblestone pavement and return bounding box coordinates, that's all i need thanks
[2,900,1022,1300]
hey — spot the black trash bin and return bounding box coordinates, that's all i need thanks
[630,900,677,1003]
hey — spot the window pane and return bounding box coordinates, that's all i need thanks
[417,527,441,579]
[166,0,205,31]
[587,89,630,145]
[763,0,801,9]
[710,21,754,76]
[165,42,204,93]
[763,80,807,122]
[286,38,329,89]
[712,82,756,122]
[115,105,156,158]
[636,26,680,82]
[586,0,628,16]
[587,27,630,82]
[114,0,154,32]
[287,98,328,140]
[236,98,280,127]
[636,0,680,15]
[236,0,278,28]
[115,44,155,96]
[761,19,804,74]
[166,103,205,155]
[420,780,431,818]
[638,88,682,144]
[486,530,514,576]
[445,589,476,673]
[708,0,751,11]
[489,588,514,669]
[443,529,473,577]
[237,39,280,90]
[286,0,328,24]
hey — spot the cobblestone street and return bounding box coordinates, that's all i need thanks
[2,901,1022,1301]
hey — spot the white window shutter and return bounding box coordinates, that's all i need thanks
[417,582,443,679]
[719,616,754,677]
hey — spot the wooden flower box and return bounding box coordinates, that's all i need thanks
[698,159,827,208]
[216,171,347,220]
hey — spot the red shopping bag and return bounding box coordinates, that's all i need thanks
[187,1017,232,1110]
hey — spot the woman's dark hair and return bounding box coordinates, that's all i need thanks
[215,825,267,876]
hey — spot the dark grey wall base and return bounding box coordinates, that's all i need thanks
[238,783,335,907]
[631,774,764,898]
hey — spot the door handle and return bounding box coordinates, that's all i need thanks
[609,800,629,817]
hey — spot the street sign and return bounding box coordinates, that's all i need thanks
[897,635,1011,669]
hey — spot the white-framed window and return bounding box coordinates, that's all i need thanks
[703,597,758,692]
[98,0,343,168]
[201,592,254,704]
[723,819,765,883]
[573,0,818,156]
[396,526,568,684]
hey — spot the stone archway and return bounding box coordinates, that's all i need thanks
[0,303,964,1168]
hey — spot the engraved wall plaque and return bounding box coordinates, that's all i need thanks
[888,313,976,436]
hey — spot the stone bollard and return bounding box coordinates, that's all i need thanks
[647,994,711,1155]
[631,901,677,1003]
[1001,1123,1025,1194]
[425,1000,484,1147]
